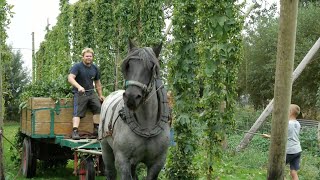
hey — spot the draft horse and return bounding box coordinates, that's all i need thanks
[98,41,170,180]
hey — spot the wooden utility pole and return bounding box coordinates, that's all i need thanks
[267,0,299,179]
[32,32,35,82]
[0,35,5,179]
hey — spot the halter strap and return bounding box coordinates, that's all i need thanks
[125,80,148,91]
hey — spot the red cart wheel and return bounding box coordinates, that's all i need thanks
[21,137,37,178]
[79,156,95,180]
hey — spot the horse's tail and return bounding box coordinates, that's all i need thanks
[98,90,125,139]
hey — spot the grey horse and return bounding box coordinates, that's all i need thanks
[98,41,170,180]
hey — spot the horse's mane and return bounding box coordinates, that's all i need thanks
[122,47,160,77]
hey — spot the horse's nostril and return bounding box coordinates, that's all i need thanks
[136,94,142,100]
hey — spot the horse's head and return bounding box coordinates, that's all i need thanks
[121,40,162,110]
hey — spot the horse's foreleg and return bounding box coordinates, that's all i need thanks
[131,164,138,180]
[101,139,117,180]
[115,153,132,180]
[146,159,166,180]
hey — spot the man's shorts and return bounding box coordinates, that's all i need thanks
[286,152,301,171]
[73,92,101,118]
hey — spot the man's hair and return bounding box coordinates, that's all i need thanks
[290,104,300,117]
[82,48,94,57]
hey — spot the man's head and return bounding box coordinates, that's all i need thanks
[81,48,94,66]
[289,104,300,118]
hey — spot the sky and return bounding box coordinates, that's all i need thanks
[6,0,278,72]
[6,0,78,71]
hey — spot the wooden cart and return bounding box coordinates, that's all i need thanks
[20,97,103,179]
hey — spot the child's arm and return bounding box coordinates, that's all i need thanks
[261,134,271,138]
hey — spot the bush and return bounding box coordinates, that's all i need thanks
[234,105,272,133]
[300,127,319,155]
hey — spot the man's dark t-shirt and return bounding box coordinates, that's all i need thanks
[69,62,100,94]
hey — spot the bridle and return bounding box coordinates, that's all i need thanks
[123,48,159,103]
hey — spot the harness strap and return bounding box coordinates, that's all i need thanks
[99,91,123,139]
[106,114,121,137]
[125,80,148,91]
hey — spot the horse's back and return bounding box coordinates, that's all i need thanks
[98,90,124,139]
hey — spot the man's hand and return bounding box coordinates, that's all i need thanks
[78,86,85,93]
[99,96,105,103]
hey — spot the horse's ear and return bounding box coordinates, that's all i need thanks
[152,42,162,58]
[128,39,136,53]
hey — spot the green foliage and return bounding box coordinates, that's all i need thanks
[10,127,25,167]
[3,50,30,121]
[239,5,278,109]
[92,0,115,92]
[19,75,72,103]
[166,0,199,179]
[294,2,320,117]
[195,0,242,177]
[71,0,95,59]
[166,1,242,178]
[35,0,71,83]
[34,0,165,95]
[234,105,272,133]
[1,1,14,124]
[240,2,320,117]
[299,127,318,154]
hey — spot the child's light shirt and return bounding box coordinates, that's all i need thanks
[286,120,302,154]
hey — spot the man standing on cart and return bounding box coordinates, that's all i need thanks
[68,47,105,140]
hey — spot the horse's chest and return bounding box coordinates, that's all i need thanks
[114,128,169,157]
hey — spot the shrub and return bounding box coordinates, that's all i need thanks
[300,127,318,155]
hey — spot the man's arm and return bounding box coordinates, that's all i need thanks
[94,80,105,101]
[68,74,85,93]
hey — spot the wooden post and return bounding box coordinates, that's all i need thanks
[236,37,320,152]
[267,0,298,179]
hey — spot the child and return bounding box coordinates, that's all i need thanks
[262,104,302,180]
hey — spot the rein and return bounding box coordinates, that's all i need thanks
[144,83,164,103]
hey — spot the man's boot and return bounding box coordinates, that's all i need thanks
[72,128,80,140]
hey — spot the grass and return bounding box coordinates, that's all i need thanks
[3,121,319,179]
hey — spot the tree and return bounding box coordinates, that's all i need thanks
[238,4,279,108]
[267,0,298,179]
[4,50,30,121]
[239,2,320,117]
[0,1,13,178]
